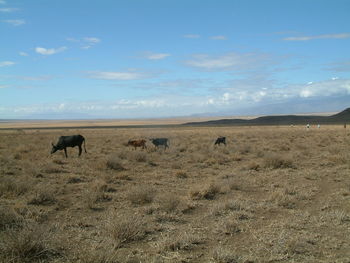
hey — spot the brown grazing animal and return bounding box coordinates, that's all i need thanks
[127,139,147,150]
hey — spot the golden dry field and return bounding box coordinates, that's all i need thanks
[0,125,349,262]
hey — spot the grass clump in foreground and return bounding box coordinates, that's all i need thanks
[0,223,63,263]
[127,185,156,205]
[263,153,295,169]
[190,183,222,200]
[106,154,126,171]
[107,212,146,248]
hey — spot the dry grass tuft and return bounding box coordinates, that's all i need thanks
[160,232,203,252]
[84,181,112,210]
[157,193,182,213]
[175,170,188,179]
[212,247,240,263]
[41,163,67,174]
[127,185,155,205]
[0,177,30,197]
[190,183,222,200]
[216,219,241,235]
[0,206,23,231]
[210,199,243,216]
[108,213,146,248]
[28,189,57,206]
[130,151,148,162]
[263,153,295,169]
[106,154,126,171]
[0,223,63,263]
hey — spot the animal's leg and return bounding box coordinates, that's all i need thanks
[78,145,82,156]
[83,139,87,153]
[64,148,68,158]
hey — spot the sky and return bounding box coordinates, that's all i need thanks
[1,0,350,119]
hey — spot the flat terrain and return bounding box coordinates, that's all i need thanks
[0,125,349,262]
[0,116,257,129]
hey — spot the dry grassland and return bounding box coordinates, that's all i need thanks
[0,125,349,262]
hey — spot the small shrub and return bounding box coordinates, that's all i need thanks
[127,186,155,205]
[238,145,251,155]
[263,154,294,169]
[175,170,188,179]
[210,200,243,216]
[0,177,29,197]
[247,161,261,171]
[0,224,62,262]
[133,151,147,162]
[52,159,67,165]
[190,183,221,200]
[212,247,239,263]
[67,176,83,184]
[84,182,112,210]
[106,154,126,171]
[222,220,241,235]
[42,164,66,174]
[161,232,203,252]
[28,189,57,206]
[0,207,23,231]
[158,193,181,213]
[270,189,296,209]
[108,213,146,248]
[76,247,119,263]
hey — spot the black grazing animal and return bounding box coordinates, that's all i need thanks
[51,135,87,158]
[150,138,169,149]
[214,136,226,146]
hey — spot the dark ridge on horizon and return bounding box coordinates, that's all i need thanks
[183,107,350,126]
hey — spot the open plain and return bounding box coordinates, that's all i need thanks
[0,125,349,262]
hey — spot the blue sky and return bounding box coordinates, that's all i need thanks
[1,0,350,119]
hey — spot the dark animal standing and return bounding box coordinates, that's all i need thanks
[127,139,147,150]
[214,136,226,146]
[51,135,87,158]
[150,138,169,149]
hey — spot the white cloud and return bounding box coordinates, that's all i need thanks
[18,75,53,81]
[300,89,312,98]
[297,79,350,97]
[0,7,18,12]
[326,60,350,72]
[143,52,170,60]
[0,85,8,89]
[73,37,101,49]
[2,77,350,119]
[3,19,25,26]
[66,37,79,42]
[58,103,65,110]
[35,46,67,55]
[210,35,227,40]
[0,61,15,67]
[19,51,28,56]
[185,52,272,71]
[87,71,150,80]
[283,33,350,41]
[183,34,200,39]
[84,37,100,44]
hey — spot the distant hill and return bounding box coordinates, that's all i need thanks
[184,108,350,126]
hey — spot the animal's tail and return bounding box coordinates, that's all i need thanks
[83,138,87,153]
